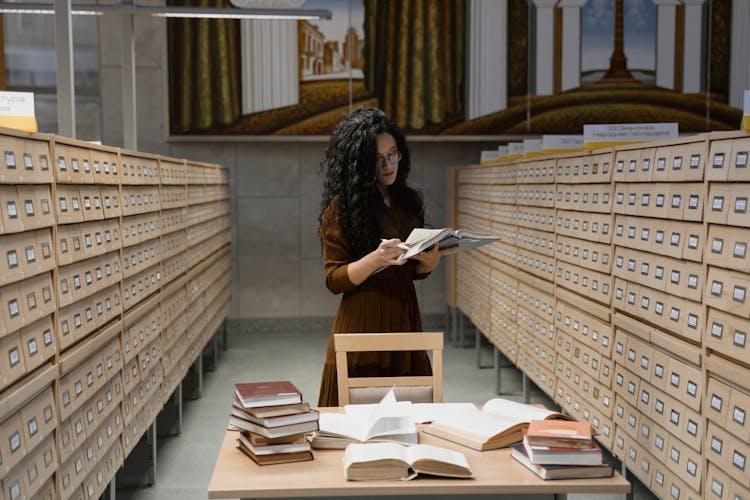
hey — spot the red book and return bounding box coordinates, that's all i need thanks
[234,381,303,408]
[526,420,593,448]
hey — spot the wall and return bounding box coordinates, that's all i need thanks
[97,10,498,320]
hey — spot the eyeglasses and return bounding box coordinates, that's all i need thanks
[375,150,402,169]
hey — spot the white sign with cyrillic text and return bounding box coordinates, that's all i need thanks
[584,123,678,144]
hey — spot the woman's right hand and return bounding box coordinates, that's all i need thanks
[371,238,408,269]
[347,238,407,286]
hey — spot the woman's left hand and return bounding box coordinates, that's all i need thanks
[412,244,452,274]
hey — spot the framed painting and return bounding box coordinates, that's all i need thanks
[167,0,742,136]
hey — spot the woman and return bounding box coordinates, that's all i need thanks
[317,107,449,406]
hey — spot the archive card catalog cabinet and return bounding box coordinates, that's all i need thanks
[451,131,750,500]
[0,127,231,500]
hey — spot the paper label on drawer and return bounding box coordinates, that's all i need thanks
[655,435,665,449]
[711,436,722,453]
[654,399,664,414]
[734,330,746,347]
[712,322,724,337]
[7,249,18,267]
[733,451,745,470]
[711,479,723,496]
[734,407,745,425]
[736,197,747,213]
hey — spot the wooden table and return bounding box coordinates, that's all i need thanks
[208,410,630,499]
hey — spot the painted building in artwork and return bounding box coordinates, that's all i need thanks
[323,41,344,74]
[342,27,364,70]
[298,20,325,77]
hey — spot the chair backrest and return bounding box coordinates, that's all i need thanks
[333,331,443,406]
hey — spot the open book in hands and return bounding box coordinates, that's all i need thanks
[344,442,474,481]
[399,227,499,260]
[311,389,418,449]
[423,398,570,451]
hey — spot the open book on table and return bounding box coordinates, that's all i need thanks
[423,397,570,451]
[312,389,417,449]
[344,442,473,481]
[399,227,499,260]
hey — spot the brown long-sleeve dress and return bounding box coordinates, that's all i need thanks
[317,196,432,406]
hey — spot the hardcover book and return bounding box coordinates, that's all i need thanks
[231,406,319,428]
[423,398,569,451]
[525,420,593,448]
[237,431,311,455]
[522,432,603,466]
[232,394,311,418]
[237,437,313,466]
[510,444,613,480]
[399,227,499,260]
[313,389,417,449]
[343,442,473,481]
[245,431,309,446]
[234,381,303,408]
[229,415,318,439]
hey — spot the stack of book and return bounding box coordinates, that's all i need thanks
[511,420,613,480]
[230,380,318,465]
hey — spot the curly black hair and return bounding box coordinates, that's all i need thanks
[320,107,424,259]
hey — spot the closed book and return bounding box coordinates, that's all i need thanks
[231,406,319,428]
[237,431,311,455]
[228,415,318,439]
[237,439,313,466]
[246,432,309,446]
[522,434,603,466]
[526,420,593,448]
[511,444,613,480]
[234,381,302,408]
[233,395,311,418]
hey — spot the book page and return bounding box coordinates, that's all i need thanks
[322,389,415,442]
[454,229,497,240]
[364,389,416,440]
[343,442,407,468]
[404,444,470,469]
[433,408,525,441]
[481,398,560,421]
[401,228,453,259]
[404,228,451,245]
[319,413,370,442]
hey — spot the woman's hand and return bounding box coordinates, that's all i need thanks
[346,238,407,286]
[371,238,409,269]
[412,243,452,274]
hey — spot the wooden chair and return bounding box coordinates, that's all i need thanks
[334,331,443,405]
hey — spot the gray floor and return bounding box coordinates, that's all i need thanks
[114,329,657,500]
